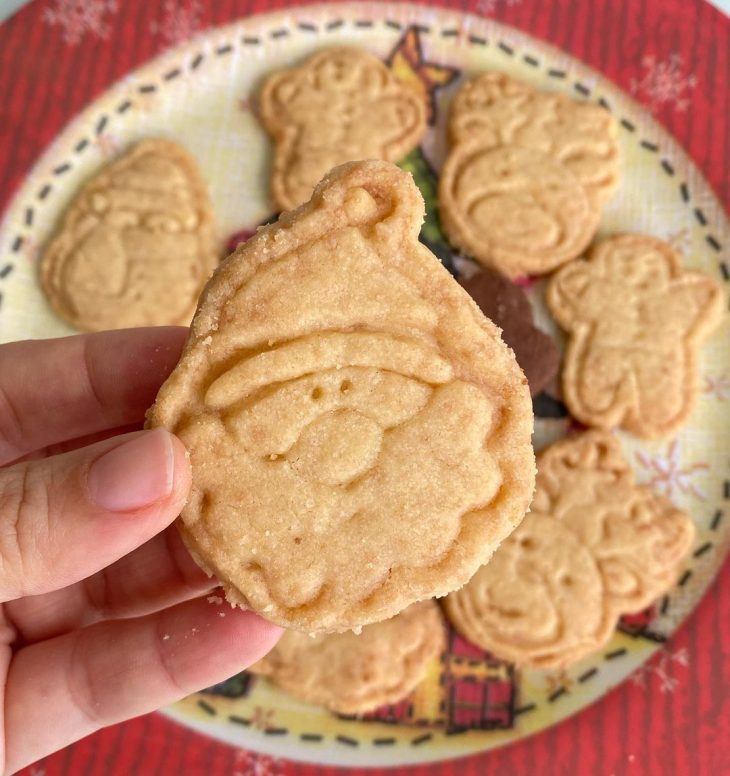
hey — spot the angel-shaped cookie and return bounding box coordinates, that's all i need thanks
[40,139,217,332]
[438,72,618,278]
[258,47,427,211]
[444,431,695,668]
[547,234,724,438]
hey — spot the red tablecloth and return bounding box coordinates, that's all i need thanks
[1,1,729,774]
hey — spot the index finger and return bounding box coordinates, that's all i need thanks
[0,327,187,465]
[5,597,282,773]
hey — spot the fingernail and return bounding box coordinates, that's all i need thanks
[88,429,175,512]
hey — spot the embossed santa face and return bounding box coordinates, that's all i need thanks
[40,139,217,331]
[149,160,534,633]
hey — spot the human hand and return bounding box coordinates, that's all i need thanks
[0,328,281,774]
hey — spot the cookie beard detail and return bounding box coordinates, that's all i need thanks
[182,335,502,613]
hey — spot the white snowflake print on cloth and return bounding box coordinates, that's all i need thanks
[703,374,730,401]
[233,749,282,776]
[635,439,708,501]
[150,0,203,47]
[630,647,689,693]
[476,0,523,14]
[631,54,698,113]
[43,0,119,45]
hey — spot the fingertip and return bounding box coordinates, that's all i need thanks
[166,430,192,508]
[155,597,283,689]
[223,608,284,660]
[87,428,184,513]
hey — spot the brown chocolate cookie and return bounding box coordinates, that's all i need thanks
[460,271,560,397]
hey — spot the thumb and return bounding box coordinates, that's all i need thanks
[0,428,191,600]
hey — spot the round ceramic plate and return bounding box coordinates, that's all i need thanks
[0,1,728,768]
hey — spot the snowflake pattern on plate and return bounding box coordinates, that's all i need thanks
[703,374,730,401]
[233,749,283,776]
[665,227,692,255]
[635,440,708,501]
[43,0,118,45]
[631,54,698,113]
[96,133,121,159]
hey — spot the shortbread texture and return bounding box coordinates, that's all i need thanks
[41,139,217,331]
[149,160,535,633]
[251,600,445,713]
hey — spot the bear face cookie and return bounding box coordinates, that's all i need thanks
[547,234,724,438]
[148,160,535,634]
[40,139,217,331]
[444,431,695,668]
[258,47,427,212]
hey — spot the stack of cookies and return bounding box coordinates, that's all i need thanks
[37,46,723,716]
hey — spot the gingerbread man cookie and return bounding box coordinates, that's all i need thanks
[547,234,723,438]
[258,47,427,212]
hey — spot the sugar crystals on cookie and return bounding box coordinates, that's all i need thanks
[148,160,535,634]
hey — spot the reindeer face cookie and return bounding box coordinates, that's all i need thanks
[440,144,599,279]
[547,235,724,438]
[439,73,618,278]
[40,139,217,331]
[258,47,427,212]
[444,431,695,668]
[448,73,619,204]
[250,600,445,714]
[148,160,535,634]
